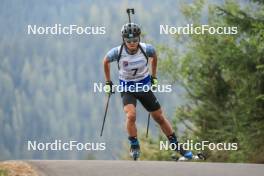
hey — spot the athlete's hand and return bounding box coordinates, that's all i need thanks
[151,76,158,89]
[105,81,114,94]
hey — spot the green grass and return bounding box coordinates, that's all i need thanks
[0,169,8,176]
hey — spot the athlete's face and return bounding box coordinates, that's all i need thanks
[124,37,140,52]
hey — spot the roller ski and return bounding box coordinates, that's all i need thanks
[171,151,207,161]
[168,133,206,161]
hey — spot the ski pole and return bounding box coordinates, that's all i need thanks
[100,93,111,137]
[146,113,151,138]
[146,77,157,138]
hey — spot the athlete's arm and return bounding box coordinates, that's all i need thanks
[150,52,157,78]
[103,47,119,81]
[103,57,111,81]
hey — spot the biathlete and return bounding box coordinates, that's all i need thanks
[103,22,199,161]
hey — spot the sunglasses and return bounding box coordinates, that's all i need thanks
[124,37,140,43]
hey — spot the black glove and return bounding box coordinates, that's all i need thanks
[105,81,114,94]
[150,76,158,89]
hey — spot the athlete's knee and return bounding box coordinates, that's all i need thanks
[124,106,136,123]
[126,110,136,121]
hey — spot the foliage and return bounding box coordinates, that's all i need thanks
[160,0,264,163]
[0,169,8,176]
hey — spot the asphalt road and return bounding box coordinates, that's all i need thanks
[27,160,264,176]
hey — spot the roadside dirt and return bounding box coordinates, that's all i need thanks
[0,161,38,176]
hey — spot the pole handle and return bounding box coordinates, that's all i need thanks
[126,8,135,23]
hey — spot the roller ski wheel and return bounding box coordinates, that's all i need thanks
[197,152,206,160]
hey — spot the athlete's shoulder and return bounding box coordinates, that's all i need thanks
[105,45,123,62]
[139,42,156,57]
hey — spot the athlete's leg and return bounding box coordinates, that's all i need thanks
[151,108,192,157]
[121,92,138,137]
[150,108,173,136]
[122,92,140,159]
[124,104,137,137]
[138,91,193,158]
[137,91,173,136]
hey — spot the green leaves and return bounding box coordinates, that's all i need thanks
[160,0,264,163]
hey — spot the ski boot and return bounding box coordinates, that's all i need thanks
[130,145,140,161]
[128,137,140,161]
